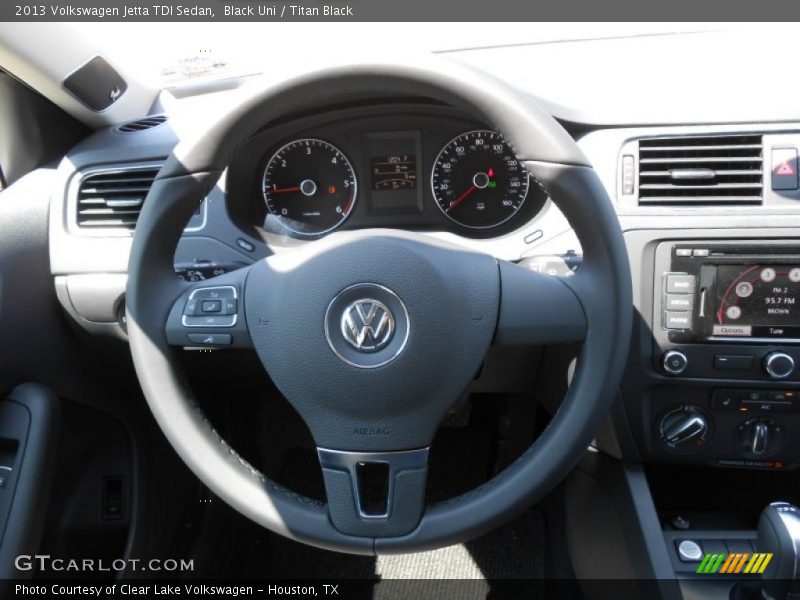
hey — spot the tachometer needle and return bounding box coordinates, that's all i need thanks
[447,184,477,212]
[269,186,301,194]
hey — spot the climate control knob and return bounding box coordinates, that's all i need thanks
[764,352,795,380]
[656,405,709,451]
[735,418,784,458]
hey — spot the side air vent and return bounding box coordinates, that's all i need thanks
[75,167,160,229]
[117,115,167,133]
[637,135,763,206]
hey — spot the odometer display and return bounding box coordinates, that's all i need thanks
[431,130,529,229]
[371,154,417,190]
[262,139,357,236]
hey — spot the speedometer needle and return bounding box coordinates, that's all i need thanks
[269,186,301,194]
[447,185,477,212]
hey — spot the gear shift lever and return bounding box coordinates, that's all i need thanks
[756,502,800,600]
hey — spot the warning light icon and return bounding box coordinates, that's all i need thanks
[776,162,795,176]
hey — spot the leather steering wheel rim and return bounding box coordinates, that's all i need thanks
[126,56,632,555]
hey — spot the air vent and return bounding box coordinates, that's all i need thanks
[637,134,763,206]
[75,167,159,229]
[117,115,167,133]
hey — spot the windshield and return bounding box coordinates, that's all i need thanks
[69,22,720,87]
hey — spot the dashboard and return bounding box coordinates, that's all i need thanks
[225,104,547,242]
[45,63,800,492]
[23,31,800,587]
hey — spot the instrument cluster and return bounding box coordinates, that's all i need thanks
[226,106,548,240]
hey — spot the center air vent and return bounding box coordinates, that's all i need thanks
[637,135,763,206]
[117,115,167,133]
[75,167,160,229]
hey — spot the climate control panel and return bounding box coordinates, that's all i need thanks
[644,386,798,470]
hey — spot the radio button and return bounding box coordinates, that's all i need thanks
[663,350,689,375]
[666,294,694,310]
[714,355,754,371]
[692,249,710,257]
[666,274,695,294]
[665,311,693,329]
[675,248,693,257]
[764,352,795,379]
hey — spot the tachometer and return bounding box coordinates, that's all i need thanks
[262,139,357,235]
[431,130,529,229]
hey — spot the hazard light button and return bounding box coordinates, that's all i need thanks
[772,148,799,191]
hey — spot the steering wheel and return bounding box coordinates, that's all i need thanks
[126,57,632,554]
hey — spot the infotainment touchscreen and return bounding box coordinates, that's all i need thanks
[713,264,800,339]
[665,244,800,343]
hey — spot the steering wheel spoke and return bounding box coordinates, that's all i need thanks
[317,447,429,537]
[494,260,587,346]
[164,266,253,349]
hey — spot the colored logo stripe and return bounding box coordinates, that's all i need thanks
[696,553,773,575]
[720,553,740,573]
[697,553,725,574]
[753,553,773,574]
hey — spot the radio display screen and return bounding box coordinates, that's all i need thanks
[713,264,800,338]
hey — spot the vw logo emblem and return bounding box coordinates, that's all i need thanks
[325,283,410,369]
[341,299,395,352]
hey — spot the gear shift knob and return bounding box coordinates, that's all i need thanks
[757,502,800,600]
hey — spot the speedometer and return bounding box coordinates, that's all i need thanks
[431,130,529,229]
[262,139,357,236]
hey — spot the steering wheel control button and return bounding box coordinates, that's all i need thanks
[325,283,410,369]
[182,286,238,327]
[764,352,795,379]
[677,540,704,562]
[663,350,689,375]
[188,333,232,346]
[201,300,222,313]
[183,315,236,327]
